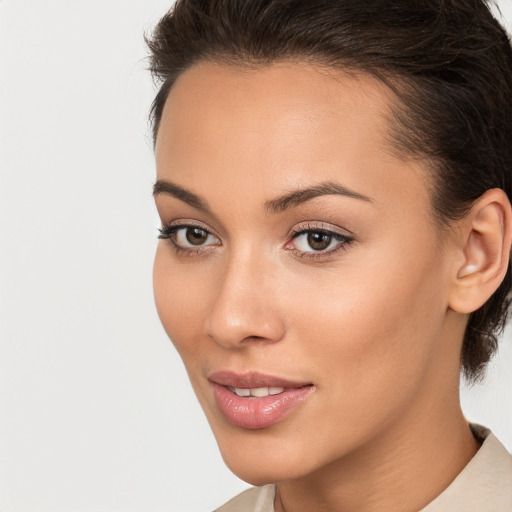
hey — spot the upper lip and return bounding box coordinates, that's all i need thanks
[208,371,312,389]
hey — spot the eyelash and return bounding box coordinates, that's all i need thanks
[157,222,355,260]
[158,223,219,256]
[288,223,355,260]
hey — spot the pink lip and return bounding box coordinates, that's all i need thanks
[208,371,314,430]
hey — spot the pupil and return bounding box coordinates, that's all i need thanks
[307,231,331,250]
[186,227,208,245]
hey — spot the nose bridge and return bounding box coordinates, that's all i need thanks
[204,245,284,348]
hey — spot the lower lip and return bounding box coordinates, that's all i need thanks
[211,383,313,429]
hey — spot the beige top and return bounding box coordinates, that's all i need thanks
[215,426,512,512]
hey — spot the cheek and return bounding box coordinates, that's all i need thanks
[153,245,209,362]
[285,238,447,411]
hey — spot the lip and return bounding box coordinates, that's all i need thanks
[208,370,311,389]
[208,371,314,430]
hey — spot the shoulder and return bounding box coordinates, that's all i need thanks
[214,484,276,512]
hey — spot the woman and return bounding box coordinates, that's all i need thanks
[147,0,512,510]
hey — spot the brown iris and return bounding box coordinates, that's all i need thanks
[307,231,332,250]
[186,227,208,245]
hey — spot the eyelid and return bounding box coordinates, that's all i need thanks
[159,219,220,238]
[160,225,219,242]
[287,220,355,239]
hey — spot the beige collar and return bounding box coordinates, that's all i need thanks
[420,426,512,511]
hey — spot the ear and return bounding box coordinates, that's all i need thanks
[449,189,512,314]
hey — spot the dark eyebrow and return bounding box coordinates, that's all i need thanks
[153,179,372,215]
[153,180,210,212]
[265,181,372,214]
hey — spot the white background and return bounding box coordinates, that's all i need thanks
[1,1,511,511]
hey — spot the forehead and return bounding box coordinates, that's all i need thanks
[156,61,395,162]
[155,61,431,219]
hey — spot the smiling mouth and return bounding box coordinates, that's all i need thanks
[208,371,314,429]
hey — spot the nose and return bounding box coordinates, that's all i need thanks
[203,252,286,349]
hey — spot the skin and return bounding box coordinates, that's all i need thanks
[153,61,511,511]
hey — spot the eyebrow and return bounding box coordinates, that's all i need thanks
[153,180,210,212]
[153,179,372,214]
[265,181,372,213]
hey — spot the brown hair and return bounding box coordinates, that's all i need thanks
[146,0,512,382]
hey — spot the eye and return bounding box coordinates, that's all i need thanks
[295,231,338,252]
[176,226,215,246]
[158,223,220,252]
[287,224,355,259]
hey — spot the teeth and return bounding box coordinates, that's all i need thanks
[251,387,270,397]
[231,386,285,397]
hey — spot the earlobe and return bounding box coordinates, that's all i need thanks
[449,189,512,314]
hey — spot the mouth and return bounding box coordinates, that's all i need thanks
[208,371,314,430]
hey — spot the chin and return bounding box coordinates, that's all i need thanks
[214,427,319,486]
[223,456,300,486]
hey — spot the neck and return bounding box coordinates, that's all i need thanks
[275,386,479,512]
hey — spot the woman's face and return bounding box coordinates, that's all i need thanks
[153,62,461,484]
